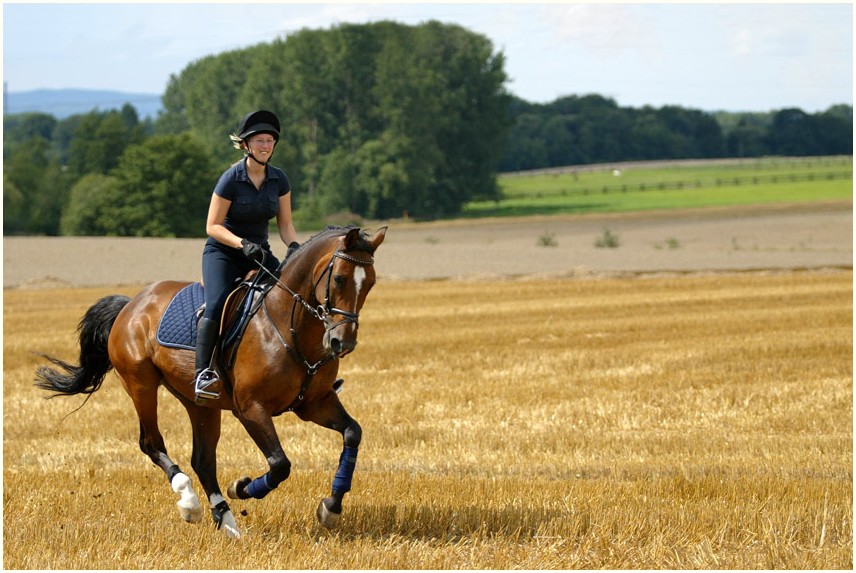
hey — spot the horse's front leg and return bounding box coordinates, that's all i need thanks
[295,391,362,529]
[227,401,292,502]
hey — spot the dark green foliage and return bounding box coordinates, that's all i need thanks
[3,134,73,235]
[501,95,852,172]
[162,20,511,220]
[60,134,217,237]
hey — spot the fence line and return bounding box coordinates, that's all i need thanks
[503,170,854,200]
[500,155,853,178]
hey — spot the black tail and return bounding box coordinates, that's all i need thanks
[35,294,131,397]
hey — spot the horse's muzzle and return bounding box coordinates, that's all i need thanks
[333,338,356,357]
[325,330,357,358]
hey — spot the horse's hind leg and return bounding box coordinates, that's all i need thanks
[121,365,203,524]
[183,402,241,539]
[295,392,362,529]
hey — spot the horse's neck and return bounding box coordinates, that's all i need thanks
[272,241,334,323]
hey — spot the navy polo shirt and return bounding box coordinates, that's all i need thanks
[211,159,291,244]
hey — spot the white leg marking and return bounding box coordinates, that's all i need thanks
[171,473,203,523]
[219,510,241,539]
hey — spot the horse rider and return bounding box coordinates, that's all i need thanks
[193,110,300,401]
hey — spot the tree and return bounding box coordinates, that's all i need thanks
[500,111,549,171]
[3,135,70,235]
[769,108,817,156]
[60,173,122,236]
[3,169,26,234]
[161,49,254,164]
[62,134,217,237]
[724,115,771,157]
[3,112,57,160]
[814,105,853,155]
[163,21,511,220]
[66,109,145,177]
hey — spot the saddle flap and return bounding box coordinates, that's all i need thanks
[221,284,256,348]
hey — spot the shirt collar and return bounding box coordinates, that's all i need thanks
[236,158,279,182]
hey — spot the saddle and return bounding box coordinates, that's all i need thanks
[156,270,275,371]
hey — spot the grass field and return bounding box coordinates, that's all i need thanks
[3,271,852,569]
[464,156,853,218]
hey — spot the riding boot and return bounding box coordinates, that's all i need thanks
[193,317,221,401]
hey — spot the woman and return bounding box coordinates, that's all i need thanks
[194,109,300,401]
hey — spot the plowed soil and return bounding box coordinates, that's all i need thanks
[3,201,852,288]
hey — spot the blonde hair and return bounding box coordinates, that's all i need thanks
[230,134,245,151]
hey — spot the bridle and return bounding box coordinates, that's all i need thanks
[254,245,375,410]
[315,250,375,330]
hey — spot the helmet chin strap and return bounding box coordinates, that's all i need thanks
[246,152,268,166]
[244,142,276,166]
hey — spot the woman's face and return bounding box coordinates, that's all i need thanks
[246,133,276,162]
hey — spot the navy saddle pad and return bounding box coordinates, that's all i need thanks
[156,282,205,350]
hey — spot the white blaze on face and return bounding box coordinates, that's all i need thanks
[353,265,366,306]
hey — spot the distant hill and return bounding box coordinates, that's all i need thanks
[4,88,163,120]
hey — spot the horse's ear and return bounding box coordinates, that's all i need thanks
[370,226,388,250]
[343,227,362,249]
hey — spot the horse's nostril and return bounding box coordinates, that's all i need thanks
[331,338,343,355]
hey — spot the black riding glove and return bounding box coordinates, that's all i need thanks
[240,239,264,263]
[286,241,300,261]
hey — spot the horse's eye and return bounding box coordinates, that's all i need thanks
[333,275,346,289]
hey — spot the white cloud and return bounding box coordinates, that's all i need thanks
[540,4,661,59]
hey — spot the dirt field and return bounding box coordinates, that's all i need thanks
[3,200,852,288]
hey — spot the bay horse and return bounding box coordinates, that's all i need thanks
[34,226,387,539]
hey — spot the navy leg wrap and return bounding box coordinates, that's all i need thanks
[332,446,358,495]
[244,473,276,499]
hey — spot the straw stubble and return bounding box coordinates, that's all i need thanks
[3,272,851,568]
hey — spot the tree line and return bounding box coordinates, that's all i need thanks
[502,95,852,172]
[3,20,852,237]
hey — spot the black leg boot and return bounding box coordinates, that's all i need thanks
[193,317,221,401]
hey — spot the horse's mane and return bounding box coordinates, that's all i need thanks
[302,226,377,255]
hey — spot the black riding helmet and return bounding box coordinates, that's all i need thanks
[237,110,280,141]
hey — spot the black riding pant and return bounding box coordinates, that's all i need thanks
[201,240,280,321]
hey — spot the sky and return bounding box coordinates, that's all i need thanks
[2,2,853,113]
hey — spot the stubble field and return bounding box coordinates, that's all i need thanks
[3,205,853,569]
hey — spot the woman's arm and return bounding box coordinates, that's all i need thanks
[276,193,299,246]
[206,193,243,248]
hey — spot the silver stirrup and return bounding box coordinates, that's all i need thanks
[194,368,220,400]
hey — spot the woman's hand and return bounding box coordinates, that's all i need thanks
[240,239,264,263]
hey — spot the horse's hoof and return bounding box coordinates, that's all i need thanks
[178,501,204,523]
[316,498,341,529]
[227,476,252,500]
[171,473,203,523]
[219,510,241,539]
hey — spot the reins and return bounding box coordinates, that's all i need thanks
[252,246,375,411]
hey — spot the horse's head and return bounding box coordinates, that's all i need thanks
[307,226,387,358]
